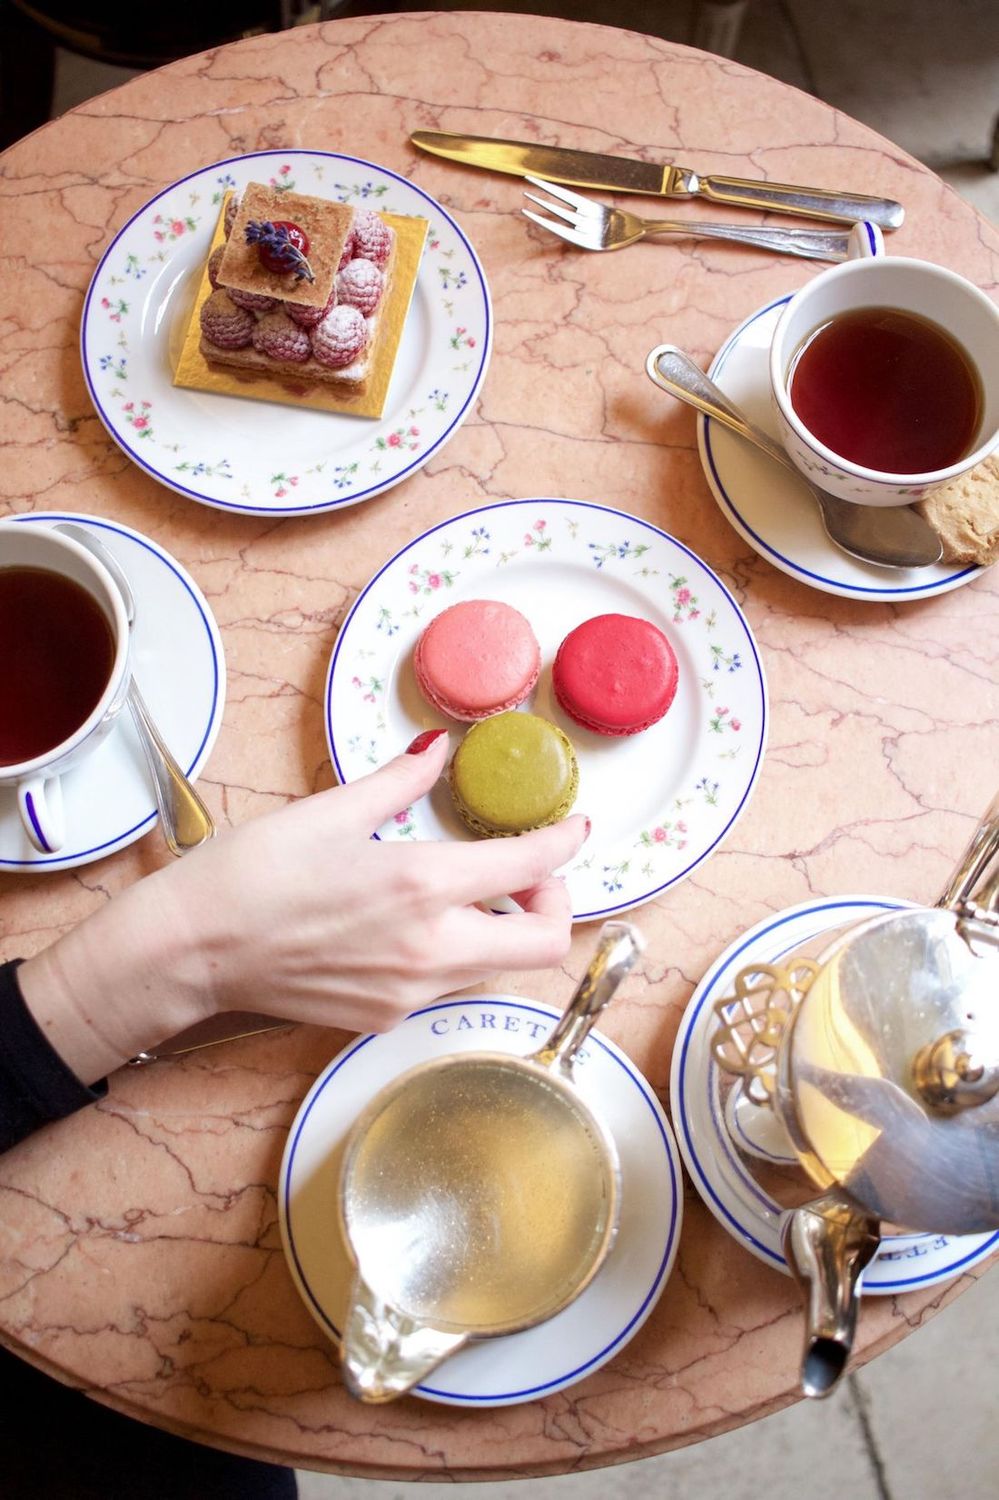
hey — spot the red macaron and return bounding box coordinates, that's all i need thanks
[552,613,679,736]
[413,599,541,721]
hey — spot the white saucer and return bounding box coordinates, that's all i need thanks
[670,895,999,1293]
[1,514,225,872]
[697,296,983,602]
[326,497,768,923]
[279,996,682,1407]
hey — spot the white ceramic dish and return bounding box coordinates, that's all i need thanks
[0,513,225,872]
[697,295,983,601]
[670,895,999,1292]
[325,497,768,921]
[81,150,491,516]
[279,995,682,1406]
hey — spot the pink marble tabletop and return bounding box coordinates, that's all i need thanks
[0,10,997,1481]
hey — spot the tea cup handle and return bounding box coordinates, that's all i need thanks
[847,221,885,259]
[18,775,65,854]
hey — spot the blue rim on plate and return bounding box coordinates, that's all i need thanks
[3,513,224,870]
[670,895,999,1291]
[80,150,492,516]
[325,497,768,923]
[698,295,980,601]
[279,997,682,1405]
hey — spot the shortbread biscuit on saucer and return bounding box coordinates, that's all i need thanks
[917,455,999,566]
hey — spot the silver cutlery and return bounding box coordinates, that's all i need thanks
[54,522,217,855]
[411,130,905,229]
[644,347,944,570]
[523,176,855,261]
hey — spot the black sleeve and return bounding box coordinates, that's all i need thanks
[0,959,108,1153]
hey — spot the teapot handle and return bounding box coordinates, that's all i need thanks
[938,787,999,914]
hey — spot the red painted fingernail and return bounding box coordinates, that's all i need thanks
[406,728,448,755]
[583,816,592,840]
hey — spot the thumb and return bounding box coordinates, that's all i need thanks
[335,728,450,833]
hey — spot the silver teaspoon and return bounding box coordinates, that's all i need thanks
[55,522,216,856]
[645,345,944,570]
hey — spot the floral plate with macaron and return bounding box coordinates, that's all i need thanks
[326,498,768,921]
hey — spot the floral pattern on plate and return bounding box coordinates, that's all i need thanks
[326,498,768,921]
[81,151,491,516]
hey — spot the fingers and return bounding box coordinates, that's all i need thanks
[510,876,572,923]
[435,814,589,904]
[333,730,450,833]
[455,892,574,971]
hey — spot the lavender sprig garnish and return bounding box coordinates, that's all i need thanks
[244,220,316,282]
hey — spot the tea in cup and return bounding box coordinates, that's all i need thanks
[0,521,131,853]
[769,255,999,505]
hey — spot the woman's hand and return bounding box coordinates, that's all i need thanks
[18,732,588,1083]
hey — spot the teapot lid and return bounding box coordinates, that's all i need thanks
[781,906,999,1234]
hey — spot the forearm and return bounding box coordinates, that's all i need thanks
[17,863,215,1087]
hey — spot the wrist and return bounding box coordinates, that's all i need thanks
[18,863,216,1085]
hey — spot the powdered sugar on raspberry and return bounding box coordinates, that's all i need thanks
[200,290,256,349]
[337,228,356,272]
[252,309,312,363]
[352,209,393,267]
[336,257,384,316]
[286,288,336,328]
[312,304,369,369]
[228,286,278,313]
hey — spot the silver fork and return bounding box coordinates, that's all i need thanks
[523,175,853,261]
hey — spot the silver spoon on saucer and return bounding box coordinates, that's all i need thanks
[54,522,216,856]
[646,345,944,570]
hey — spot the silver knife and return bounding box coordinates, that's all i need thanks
[411,130,904,230]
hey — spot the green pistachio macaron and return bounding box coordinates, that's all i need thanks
[449,711,579,837]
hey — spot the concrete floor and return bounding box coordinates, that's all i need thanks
[44,4,999,1496]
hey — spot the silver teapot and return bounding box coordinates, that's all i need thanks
[713,790,999,1396]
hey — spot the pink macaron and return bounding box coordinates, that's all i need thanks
[413,599,541,721]
[553,613,679,736]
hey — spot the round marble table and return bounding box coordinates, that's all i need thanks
[0,10,996,1481]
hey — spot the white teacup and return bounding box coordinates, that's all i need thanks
[769,248,999,506]
[0,522,131,854]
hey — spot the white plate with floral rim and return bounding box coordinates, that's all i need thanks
[670,895,999,1291]
[697,295,983,602]
[1,513,225,872]
[279,994,682,1406]
[325,498,768,921]
[80,150,491,516]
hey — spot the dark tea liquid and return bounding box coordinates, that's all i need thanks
[0,567,115,765]
[788,306,982,474]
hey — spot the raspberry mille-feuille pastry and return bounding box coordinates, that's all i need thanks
[198,184,397,390]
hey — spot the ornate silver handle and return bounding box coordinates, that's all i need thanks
[532,920,644,1076]
[646,345,793,467]
[127,678,215,857]
[644,219,851,261]
[938,787,999,914]
[694,172,904,230]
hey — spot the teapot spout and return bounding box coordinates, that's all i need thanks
[340,1275,468,1403]
[781,1192,881,1399]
